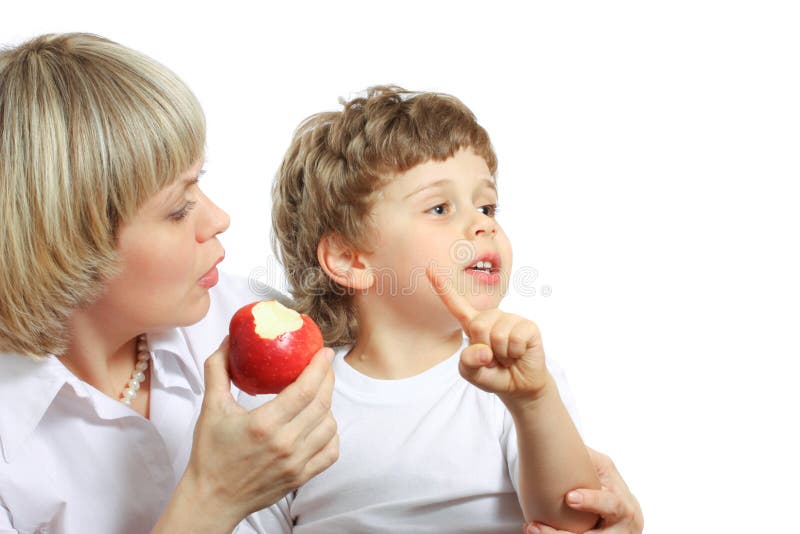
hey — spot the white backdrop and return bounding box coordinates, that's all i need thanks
[4,2,799,532]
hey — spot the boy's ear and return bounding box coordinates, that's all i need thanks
[317,234,374,290]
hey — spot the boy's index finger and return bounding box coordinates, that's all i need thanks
[426,265,478,328]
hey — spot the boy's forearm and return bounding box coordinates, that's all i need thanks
[505,375,601,533]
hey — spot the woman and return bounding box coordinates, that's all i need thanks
[0,33,337,533]
[0,33,641,533]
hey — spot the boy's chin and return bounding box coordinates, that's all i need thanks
[467,292,505,311]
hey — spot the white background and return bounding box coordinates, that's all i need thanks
[3,2,799,532]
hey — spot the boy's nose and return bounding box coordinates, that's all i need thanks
[468,216,497,238]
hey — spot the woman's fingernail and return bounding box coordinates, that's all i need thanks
[566,491,583,505]
[526,525,541,534]
[478,346,492,363]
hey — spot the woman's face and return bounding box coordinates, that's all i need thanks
[95,159,230,333]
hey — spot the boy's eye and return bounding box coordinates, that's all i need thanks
[478,204,498,217]
[169,200,198,222]
[427,203,449,216]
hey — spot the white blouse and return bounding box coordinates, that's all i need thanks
[0,273,269,534]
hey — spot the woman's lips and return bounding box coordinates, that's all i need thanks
[198,256,224,289]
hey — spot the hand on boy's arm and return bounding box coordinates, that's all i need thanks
[523,448,644,534]
[428,268,600,533]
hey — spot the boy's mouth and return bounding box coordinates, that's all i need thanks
[466,253,501,274]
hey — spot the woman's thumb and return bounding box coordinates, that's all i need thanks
[203,336,232,401]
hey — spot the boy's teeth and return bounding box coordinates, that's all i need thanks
[474,261,493,270]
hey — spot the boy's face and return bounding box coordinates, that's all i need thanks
[361,148,512,325]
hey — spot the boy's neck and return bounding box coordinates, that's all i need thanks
[345,310,464,380]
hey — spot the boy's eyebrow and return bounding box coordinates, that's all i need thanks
[480,179,497,192]
[404,179,450,199]
[403,178,496,199]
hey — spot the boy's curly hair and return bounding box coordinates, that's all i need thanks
[272,86,497,346]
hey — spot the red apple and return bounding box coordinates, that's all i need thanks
[228,300,324,395]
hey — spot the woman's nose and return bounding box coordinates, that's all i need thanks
[197,192,230,242]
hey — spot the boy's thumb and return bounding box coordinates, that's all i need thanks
[459,344,495,386]
[461,343,493,370]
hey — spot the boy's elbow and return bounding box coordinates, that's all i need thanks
[527,506,598,534]
[546,509,599,534]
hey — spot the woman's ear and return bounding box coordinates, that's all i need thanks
[317,234,374,290]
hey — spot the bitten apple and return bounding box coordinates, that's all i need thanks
[228,300,324,395]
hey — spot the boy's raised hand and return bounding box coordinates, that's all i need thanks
[427,268,552,404]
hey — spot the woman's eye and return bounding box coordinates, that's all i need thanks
[478,204,498,217]
[169,200,197,222]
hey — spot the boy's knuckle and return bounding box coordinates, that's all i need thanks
[622,506,636,524]
[490,331,506,346]
[470,321,490,338]
[509,332,526,347]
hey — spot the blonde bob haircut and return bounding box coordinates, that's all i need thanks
[273,86,497,346]
[0,33,205,356]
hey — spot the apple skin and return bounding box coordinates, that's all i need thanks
[228,301,324,395]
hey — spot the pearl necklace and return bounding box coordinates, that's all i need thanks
[120,334,151,405]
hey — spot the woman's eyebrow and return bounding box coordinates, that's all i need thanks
[157,176,200,209]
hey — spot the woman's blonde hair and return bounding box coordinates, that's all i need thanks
[0,33,205,356]
[272,86,497,346]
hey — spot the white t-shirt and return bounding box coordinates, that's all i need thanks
[0,272,267,534]
[244,341,582,534]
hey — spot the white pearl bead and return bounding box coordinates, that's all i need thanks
[120,335,150,404]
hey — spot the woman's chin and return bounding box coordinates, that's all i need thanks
[177,292,213,327]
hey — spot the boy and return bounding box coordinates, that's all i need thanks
[248,86,600,533]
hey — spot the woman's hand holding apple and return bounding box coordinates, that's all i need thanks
[162,337,339,532]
